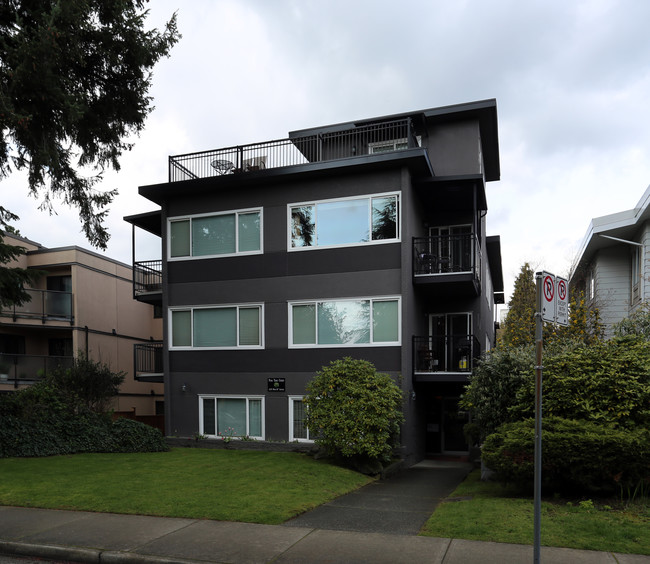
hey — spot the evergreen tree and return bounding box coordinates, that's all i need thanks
[0,0,180,304]
[500,263,536,347]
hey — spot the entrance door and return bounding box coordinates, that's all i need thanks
[442,397,469,453]
[424,395,470,455]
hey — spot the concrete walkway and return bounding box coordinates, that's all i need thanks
[0,460,647,564]
[283,459,473,535]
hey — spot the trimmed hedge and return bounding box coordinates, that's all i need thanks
[0,409,168,458]
[482,417,650,494]
[0,378,168,458]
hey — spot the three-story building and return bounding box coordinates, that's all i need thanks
[126,99,504,461]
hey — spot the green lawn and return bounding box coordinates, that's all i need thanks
[0,448,372,524]
[420,470,650,555]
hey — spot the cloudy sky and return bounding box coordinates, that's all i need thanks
[5,0,650,304]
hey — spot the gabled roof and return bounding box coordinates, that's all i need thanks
[570,184,650,280]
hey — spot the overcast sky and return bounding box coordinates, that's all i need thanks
[5,0,650,305]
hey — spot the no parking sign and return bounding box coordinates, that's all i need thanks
[555,277,568,326]
[540,272,569,327]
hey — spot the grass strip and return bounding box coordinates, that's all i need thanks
[0,448,372,524]
[420,470,650,555]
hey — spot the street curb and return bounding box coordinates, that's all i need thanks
[0,540,204,564]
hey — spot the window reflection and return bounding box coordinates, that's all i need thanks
[317,300,370,344]
[291,206,314,247]
[290,194,399,250]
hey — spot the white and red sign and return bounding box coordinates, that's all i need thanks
[555,277,569,326]
[541,272,556,323]
[539,271,569,326]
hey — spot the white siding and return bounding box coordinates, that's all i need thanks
[640,222,650,306]
[593,247,631,337]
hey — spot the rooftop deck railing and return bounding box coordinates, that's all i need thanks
[169,118,419,182]
[0,289,73,324]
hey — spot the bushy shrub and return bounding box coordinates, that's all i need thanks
[47,353,126,413]
[460,346,534,439]
[509,336,650,429]
[305,357,403,468]
[110,418,167,453]
[482,417,650,494]
[0,364,167,457]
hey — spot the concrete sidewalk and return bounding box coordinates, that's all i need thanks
[0,505,647,564]
[0,460,647,563]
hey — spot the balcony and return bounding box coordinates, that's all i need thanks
[413,335,480,381]
[133,260,162,304]
[0,289,73,324]
[168,118,419,182]
[134,342,163,383]
[413,235,481,296]
[0,353,74,386]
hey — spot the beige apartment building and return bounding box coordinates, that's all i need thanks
[0,232,163,418]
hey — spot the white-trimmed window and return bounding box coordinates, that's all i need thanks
[289,396,311,442]
[200,395,264,440]
[170,304,263,349]
[289,297,400,347]
[289,192,400,250]
[169,208,262,260]
[369,139,409,153]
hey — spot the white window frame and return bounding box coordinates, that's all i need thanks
[288,396,312,442]
[368,138,409,153]
[169,303,264,350]
[287,191,401,252]
[288,296,401,348]
[199,395,265,440]
[168,207,263,261]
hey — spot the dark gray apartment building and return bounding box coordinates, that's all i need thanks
[126,99,504,462]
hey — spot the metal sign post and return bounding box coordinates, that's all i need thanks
[534,270,568,563]
[534,272,544,564]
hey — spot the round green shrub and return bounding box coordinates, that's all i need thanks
[305,357,403,467]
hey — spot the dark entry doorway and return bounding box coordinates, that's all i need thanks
[422,387,469,455]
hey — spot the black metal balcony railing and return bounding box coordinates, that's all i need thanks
[413,234,480,276]
[0,289,73,323]
[134,342,163,375]
[0,353,74,384]
[413,334,480,373]
[168,118,419,182]
[133,260,162,297]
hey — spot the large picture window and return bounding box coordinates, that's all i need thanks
[200,396,264,439]
[289,297,400,347]
[289,193,399,249]
[170,305,263,349]
[169,208,262,259]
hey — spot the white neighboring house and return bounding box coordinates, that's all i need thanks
[570,185,650,336]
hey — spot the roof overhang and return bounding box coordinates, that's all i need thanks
[570,184,650,280]
[137,149,434,206]
[124,210,163,237]
[486,235,504,297]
